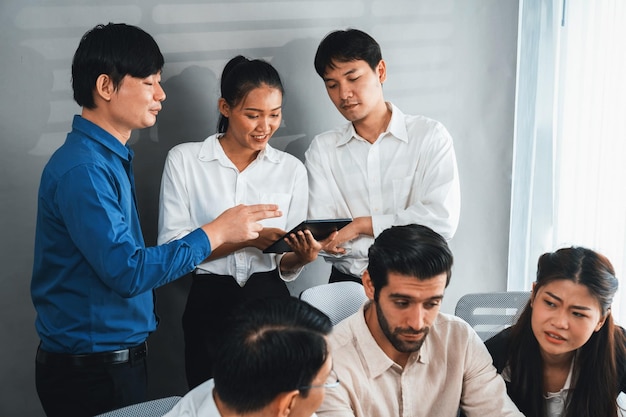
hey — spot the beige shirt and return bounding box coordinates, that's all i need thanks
[317,304,524,417]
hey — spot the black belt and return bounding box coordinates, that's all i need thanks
[36,342,147,367]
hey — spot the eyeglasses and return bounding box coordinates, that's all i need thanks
[298,368,340,390]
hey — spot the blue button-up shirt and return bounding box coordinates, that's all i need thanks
[31,115,211,353]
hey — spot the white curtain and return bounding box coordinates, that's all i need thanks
[510,0,626,322]
[553,0,626,320]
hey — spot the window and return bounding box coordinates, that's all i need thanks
[509,0,626,320]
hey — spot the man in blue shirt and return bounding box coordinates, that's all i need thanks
[31,23,281,417]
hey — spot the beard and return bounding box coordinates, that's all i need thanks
[375,301,429,353]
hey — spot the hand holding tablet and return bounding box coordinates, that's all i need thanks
[262,219,352,253]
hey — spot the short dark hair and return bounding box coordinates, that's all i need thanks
[367,225,454,299]
[213,297,332,413]
[218,55,285,133]
[314,28,382,78]
[72,23,164,109]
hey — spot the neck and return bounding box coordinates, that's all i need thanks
[219,134,259,172]
[81,108,131,145]
[540,349,574,369]
[214,392,268,417]
[353,101,391,144]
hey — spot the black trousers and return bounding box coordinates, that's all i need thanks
[182,269,290,389]
[35,345,147,417]
[329,266,362,284]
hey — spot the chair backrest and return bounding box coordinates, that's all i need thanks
[454,291,530,341]
[95,396,182,417]
[300,281,368,326]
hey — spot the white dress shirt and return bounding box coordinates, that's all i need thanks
[163,379,221,417]
[317,303,524,417]
[158,134,308,286]
[163,379,319,417]
[305,103,460,277]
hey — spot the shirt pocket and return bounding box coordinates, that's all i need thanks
[257,193,291,229]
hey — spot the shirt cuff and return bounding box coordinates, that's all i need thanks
[276,253,304,282]
[180,228,212,263]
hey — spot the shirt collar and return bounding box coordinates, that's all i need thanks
[336,102,409,146]
[72,115,133,161]
[198,133,281,165]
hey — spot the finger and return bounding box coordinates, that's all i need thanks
[246,204,280,213]
[249,210,282,221]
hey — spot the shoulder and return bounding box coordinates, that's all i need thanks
[328,312,360,351]
[167,139,207,157]
[434,312,476,336]
[389,102,452,144]
[309,125,350,148]
[428,313,482,350]
[267,146,306,170]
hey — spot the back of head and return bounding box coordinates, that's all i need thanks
[72,23,164,109]
[213,297,332,414]
[367,224,453,299]
[218,55,284,132]
[314,28,382,78]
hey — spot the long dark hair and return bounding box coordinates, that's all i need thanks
[506,246,625,417]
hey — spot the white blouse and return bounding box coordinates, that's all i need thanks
[158,134,308,286]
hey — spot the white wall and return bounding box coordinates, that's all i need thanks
[0,1,518,415]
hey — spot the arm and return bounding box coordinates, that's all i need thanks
[276,160,326,276]
[316,375,358,417]
[158,146,281,259]
[460,331,523,417]
[320,217,372,255]
[205,227,285,261]
[305,137,367,254]
[157,148,196,245]
[373,122,460,240]
[305,136,352,221]
[59,164,212,297]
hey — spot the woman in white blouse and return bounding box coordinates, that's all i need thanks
[485,247,626,417]
[158,56,325,389]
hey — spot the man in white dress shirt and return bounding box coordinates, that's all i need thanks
[163,297,336,417]
[317,225,524,417]
[305,28,461,282]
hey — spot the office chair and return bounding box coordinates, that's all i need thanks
[454,291,530,341]
[299,281,368,326]
[95,396,182,417]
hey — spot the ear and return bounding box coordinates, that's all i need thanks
[376,59,387,84]
[218,98,230,118]
[530,282,537,307]
[362,270,376,300]
[595,310,609,332]
[274,390,299,417]
[94,74,114,102]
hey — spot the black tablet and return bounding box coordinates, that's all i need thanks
[262,218,352,253]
